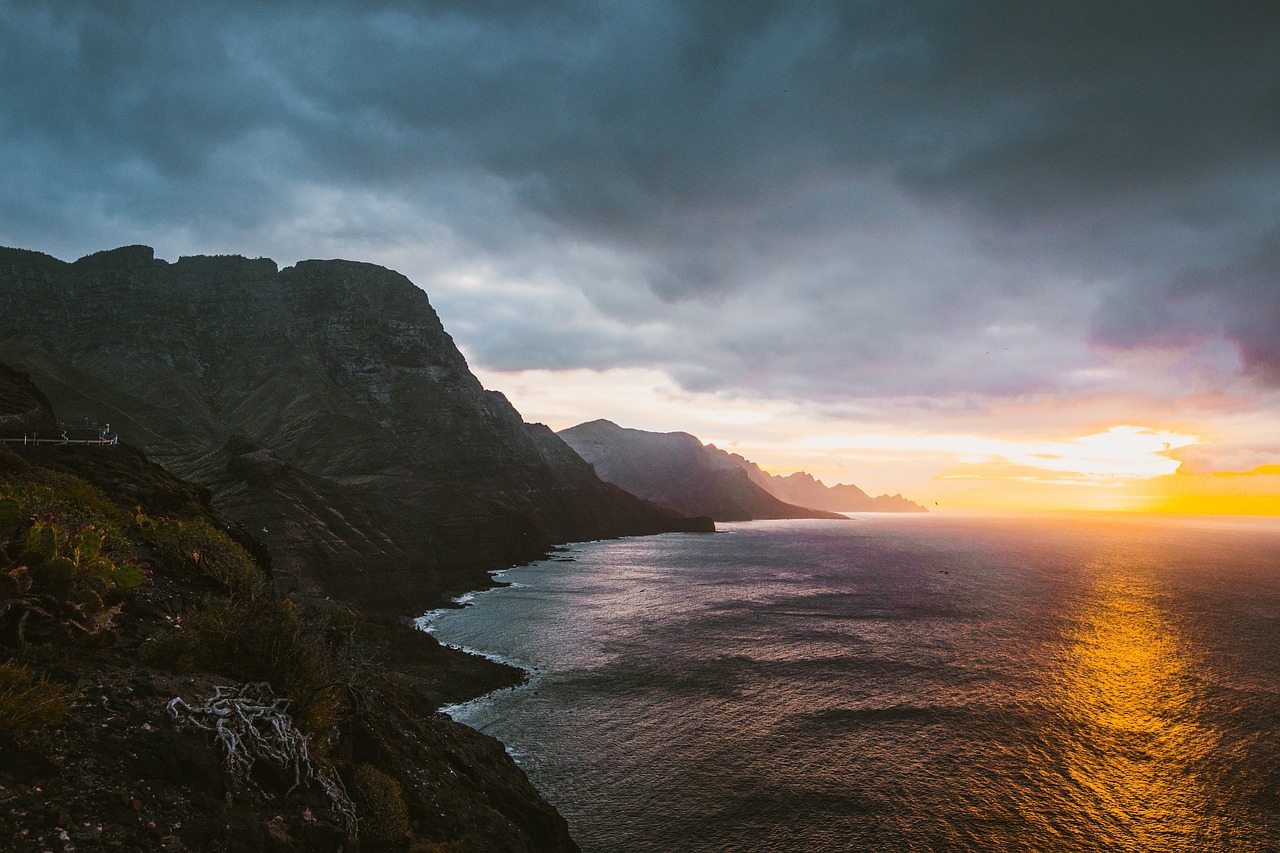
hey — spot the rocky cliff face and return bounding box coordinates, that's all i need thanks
[0,361,56,438]
[0,245,709,615]
[558,419,848,522]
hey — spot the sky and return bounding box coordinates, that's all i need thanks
[2,1,1279,514]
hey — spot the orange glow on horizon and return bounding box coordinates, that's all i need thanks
[926,465,1280,517]
[832,427,1279,517]
[464,364,1279,517]
[1140,468,1280,517]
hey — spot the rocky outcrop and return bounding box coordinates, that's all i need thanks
[0,245,710,616]
[0,361,56,438]
[558,419,848,522]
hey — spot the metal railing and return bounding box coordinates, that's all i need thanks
[1,435,119,446]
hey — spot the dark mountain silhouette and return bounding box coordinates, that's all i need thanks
[557,419,848,522]
[559,419,925,519]
[0,245,710,616]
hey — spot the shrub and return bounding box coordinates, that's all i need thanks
[410,842,467,853]
[1,513,146,645]
[0,659,67,737]
[20,519,146,591]
[168,682,356,834]
[133,511,258,590]
[1,472,129,533]
[147,589,352,751]
[354,763,411,843]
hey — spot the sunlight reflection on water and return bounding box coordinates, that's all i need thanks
[973,569,1230,851]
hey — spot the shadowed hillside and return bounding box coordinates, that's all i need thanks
[0,361,56,438]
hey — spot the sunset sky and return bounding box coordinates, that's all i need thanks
[3,2,1279,514]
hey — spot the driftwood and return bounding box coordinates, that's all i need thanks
[168,682,357,836]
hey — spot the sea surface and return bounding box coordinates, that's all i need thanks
[421,513,1280,852]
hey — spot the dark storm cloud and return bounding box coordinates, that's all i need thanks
[4,0,1280,394]
[894,4,1280,212]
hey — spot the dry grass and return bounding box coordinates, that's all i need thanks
[0,659,67,737]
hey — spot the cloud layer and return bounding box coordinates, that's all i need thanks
[4,1,1280,412]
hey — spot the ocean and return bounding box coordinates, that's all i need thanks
[420,513,1280,852]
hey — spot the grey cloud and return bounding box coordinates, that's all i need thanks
[893,4,1280,212]
[4,0,1280,401]
[1095,230,1280,383]
[10,2,1280,233]
[1177,237,1280,383]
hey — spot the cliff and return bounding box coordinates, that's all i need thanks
[0,361,56,438]
[0,246,711,616]
[557,419,848,522]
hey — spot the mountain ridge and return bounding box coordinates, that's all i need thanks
[721,451,927,513]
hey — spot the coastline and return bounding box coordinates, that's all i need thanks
[411,553,576,711]
[411,531,709,711]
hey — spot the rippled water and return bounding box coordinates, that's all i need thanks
[421,514,1280,852]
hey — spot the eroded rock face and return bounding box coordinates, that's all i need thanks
[0,245,704,615]
[0,360,57,438]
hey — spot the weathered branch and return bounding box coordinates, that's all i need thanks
[168,682,357,836]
